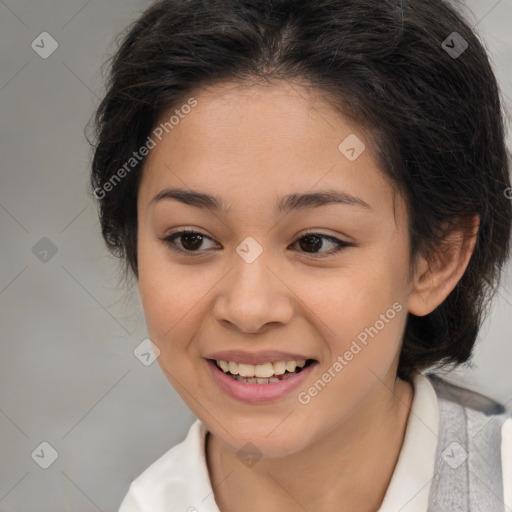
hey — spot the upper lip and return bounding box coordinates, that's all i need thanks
[205,350,316,365]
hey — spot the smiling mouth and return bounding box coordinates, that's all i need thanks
[210,358,316,384]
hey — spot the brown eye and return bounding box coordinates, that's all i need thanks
[292,233,352,257]
[178,232,203,251]
[298,234,324,252]
[162,230,217,254]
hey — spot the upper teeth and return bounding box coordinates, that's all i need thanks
[216,360,307,378]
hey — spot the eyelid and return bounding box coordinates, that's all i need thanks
[295,230,353,258]
[160,228,217,255]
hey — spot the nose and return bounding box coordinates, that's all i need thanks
[212,251,295,334]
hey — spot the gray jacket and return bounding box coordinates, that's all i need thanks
[426,373,510,512]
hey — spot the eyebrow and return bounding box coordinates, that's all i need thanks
[150,187,372,213]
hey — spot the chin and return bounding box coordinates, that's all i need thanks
[211,421,312,459]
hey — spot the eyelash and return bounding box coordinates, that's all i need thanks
[160,229,353,258]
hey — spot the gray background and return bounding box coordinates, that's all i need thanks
[0,0,511,510]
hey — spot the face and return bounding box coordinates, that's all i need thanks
[136,81,416,458]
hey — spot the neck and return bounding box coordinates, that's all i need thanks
[206,375,414,512]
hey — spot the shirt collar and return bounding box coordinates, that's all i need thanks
[190,371,439,512]
[377,371,439,512]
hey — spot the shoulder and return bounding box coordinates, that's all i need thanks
[118,419,212,512]
[425,372,510,448]
[426,373,507,416]
[424,372,512,511]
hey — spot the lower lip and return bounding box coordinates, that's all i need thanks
[206,359,317,404]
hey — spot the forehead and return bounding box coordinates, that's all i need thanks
[139,80,401,222]
[153,80,374,156]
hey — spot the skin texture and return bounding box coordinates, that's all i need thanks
[136,81,479,512]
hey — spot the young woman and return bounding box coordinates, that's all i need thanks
[89,0,512,510]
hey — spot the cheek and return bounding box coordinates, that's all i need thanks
[136,235,218,363]
[295,251,409,373]
[138,270,192,344]
[136,234,190,345]
[294,271,408,420]
[137,270,200,382]
[301,261,405,332]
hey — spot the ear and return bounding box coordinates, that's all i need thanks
[407,215,480,316]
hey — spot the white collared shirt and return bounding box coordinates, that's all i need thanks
[118,373,512,512]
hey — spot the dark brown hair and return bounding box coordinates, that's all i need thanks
[88,0,512,381]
